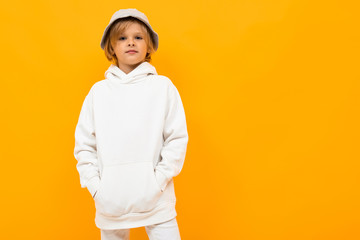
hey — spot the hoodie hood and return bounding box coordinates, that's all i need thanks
[104,61,158,84]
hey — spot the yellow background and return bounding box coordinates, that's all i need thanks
[1,0,359,239]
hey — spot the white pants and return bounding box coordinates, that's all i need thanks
[100,218,181,240]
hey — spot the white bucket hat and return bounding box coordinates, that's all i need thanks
[100,8,159,51]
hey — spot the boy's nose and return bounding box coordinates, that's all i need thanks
[128,39,135,46]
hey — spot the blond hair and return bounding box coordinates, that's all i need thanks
[103,17,156,66]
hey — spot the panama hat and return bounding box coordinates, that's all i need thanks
[100,8,159,51]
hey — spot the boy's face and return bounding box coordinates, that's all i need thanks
[113,22,149,74]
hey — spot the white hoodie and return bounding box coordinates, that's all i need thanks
[74,61,189,229]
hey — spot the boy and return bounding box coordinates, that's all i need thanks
[74,8,189,240]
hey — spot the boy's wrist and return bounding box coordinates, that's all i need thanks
[154,169,169,192]
[87,176,101,198]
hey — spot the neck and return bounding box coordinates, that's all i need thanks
[118,61,144,74]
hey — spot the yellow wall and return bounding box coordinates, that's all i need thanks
[1,0,359,239]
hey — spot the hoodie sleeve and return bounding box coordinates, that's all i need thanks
[74,86,100,198]
[155,82,189,192]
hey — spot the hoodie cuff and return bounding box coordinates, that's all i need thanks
[155,169,169,192]
[86,176,100,198]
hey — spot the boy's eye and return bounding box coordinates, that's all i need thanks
[119,36,143,40]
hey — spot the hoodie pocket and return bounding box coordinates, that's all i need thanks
[94,161,162,217]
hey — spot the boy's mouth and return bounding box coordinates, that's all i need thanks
[126,50,138,53]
